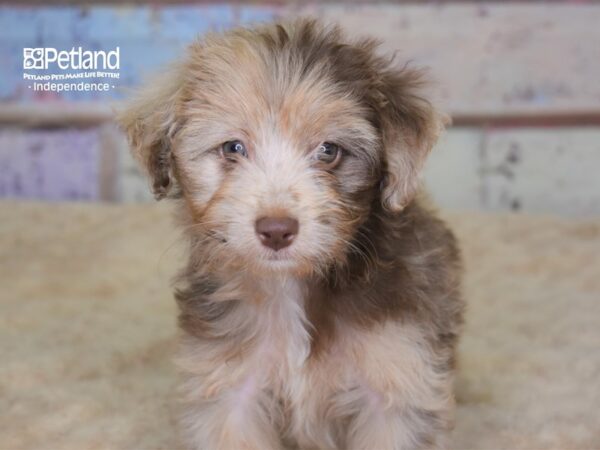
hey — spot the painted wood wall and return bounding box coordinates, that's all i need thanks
[0,2,599,216]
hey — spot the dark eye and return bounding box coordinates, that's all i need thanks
[314,142,342,168]
[221,140,248,159]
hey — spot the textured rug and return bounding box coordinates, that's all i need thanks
[1,201,599,449]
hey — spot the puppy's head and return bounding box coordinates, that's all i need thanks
[118,19,446,276]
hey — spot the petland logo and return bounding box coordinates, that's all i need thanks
[23,47,120,70]
[23,46,120,93]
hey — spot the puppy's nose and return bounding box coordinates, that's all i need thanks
[255,216,299,251]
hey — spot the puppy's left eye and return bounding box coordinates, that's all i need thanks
[314,142,342,168]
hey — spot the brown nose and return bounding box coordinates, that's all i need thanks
[255,216,299,251]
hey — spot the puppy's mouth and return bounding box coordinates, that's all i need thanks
[256,247,303,273]
[264,248,293,262]
[261,248,294,263]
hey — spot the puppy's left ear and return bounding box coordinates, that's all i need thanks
[376,68,449,212]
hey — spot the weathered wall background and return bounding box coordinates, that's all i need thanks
[1,1,599,216]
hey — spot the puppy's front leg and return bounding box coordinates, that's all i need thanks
[338,320,456,450]
[345,401,451,450]
[180,373,284,450]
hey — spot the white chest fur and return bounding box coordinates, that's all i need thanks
[253,276,312,371]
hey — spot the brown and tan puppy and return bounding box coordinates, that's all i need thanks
[118,19,463,450]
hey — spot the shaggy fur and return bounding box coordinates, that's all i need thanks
[118,19,463,450]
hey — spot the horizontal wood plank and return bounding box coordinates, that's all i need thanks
[1,3,599,123]
[294,3,600,119]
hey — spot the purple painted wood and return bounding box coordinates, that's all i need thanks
[0,128,101,201]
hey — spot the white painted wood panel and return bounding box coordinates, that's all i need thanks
[424,127,600,217]
[423,128,483,211]
[295,3,600,120]
[481,128,600,217]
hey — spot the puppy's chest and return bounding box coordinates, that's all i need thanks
[240,279,336,402]
[246,278,341,400]
[252,278,311,373]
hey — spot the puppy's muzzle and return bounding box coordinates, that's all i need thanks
[255,216,299,251]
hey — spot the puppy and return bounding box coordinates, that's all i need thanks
[118,19,463,450]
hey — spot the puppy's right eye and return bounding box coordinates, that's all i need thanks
[221,140,248,159]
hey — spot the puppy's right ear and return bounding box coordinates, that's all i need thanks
[116,67,185,200]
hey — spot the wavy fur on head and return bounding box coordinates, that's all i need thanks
[118,18,463,450]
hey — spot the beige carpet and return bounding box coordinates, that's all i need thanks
[1,201,599,450]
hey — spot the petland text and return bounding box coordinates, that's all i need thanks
[23,47,120,70]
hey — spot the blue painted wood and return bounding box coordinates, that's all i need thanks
[0,4,278,102]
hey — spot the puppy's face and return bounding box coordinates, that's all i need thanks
[119,21,445,276]
[174,48,380,276]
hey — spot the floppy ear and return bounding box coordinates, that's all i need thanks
[376,68,449,212]
[116,67,185,200]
